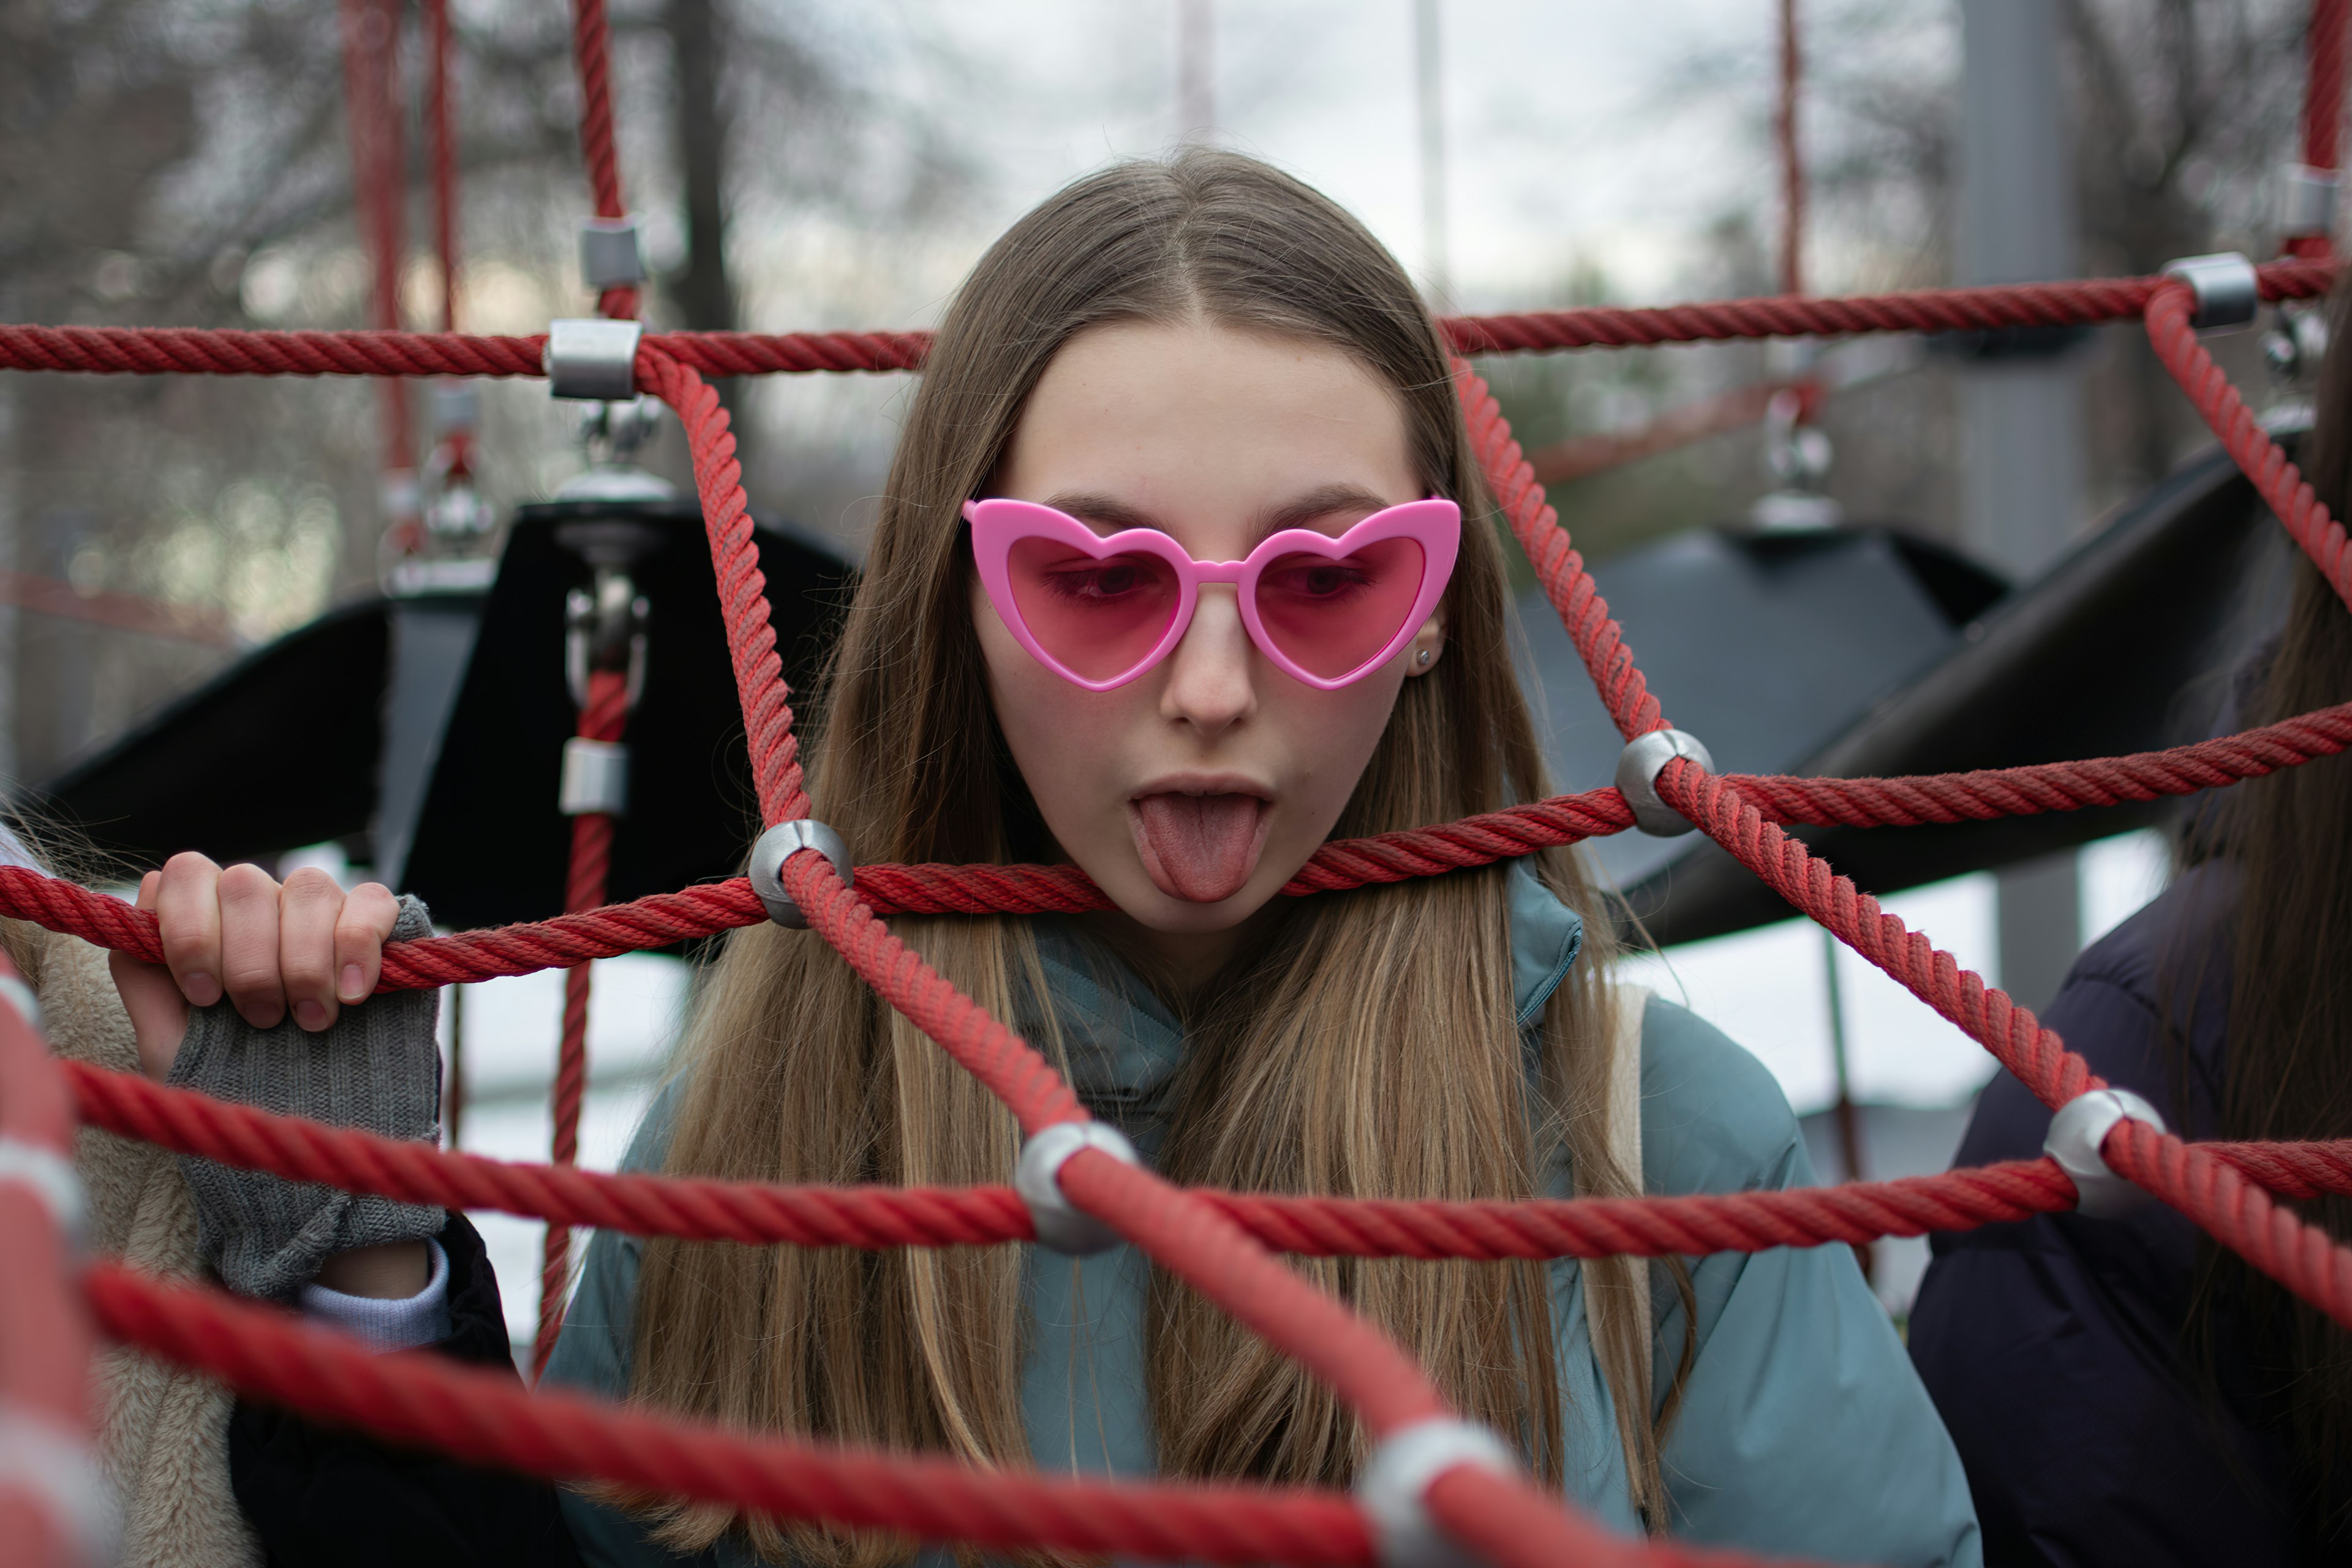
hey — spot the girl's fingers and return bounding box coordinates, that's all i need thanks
[112,871,192,1080]
[153,852,225,1008]
[216,861,287,1029]
[334,883,402,1006]
[278,867,344,1031]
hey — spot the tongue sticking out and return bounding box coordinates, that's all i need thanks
[1129,793,1270,903]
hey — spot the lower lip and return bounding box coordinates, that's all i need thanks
[1126,793,1274,903]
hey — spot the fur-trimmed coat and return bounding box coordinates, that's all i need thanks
[6,919,260,1568]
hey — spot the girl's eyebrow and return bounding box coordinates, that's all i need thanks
[1036,483,1396,540]
[1039,492,1162,535]
[1260,483,1395,535]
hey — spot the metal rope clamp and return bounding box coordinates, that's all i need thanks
[2280,162,2340,238]
[545,317,644,402]
[578,216,648,293]
[1014,1121,1141,1256]
[1615,728,1715,837]
[1355,1419,1519,1568]
[748,820,855,929]
[2160,252,2260,334]
[2044,1087,2168,1219]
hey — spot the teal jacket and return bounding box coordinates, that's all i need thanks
[546,867,1981,1566]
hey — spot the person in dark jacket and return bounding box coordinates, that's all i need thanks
[1909,284,2352,1567]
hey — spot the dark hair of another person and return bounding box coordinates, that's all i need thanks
[2181,281,2352,1547]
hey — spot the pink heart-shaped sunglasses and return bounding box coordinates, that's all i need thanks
[964,497,1461,692]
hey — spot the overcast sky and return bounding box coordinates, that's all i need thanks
[730,0,1891,336]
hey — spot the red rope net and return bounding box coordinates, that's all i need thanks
[10,6,2352,1565]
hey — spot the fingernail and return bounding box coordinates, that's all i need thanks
[294,1000,328,1031]
[340,963,365,1002]
[184,971,221,1006]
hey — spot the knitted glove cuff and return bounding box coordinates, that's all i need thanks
[167,895,445,1300]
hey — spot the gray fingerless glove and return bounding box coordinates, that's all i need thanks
[167,894,445,1300]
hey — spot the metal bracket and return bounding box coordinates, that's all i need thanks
[1354,1419,1518,1568]
[2160,252,2260,333]
[545,317,643,401]
[1014,1122,1141,1256]
[564,582,650,711]
[1614,728,1715,837]
[2044,1087,2167,1219]
[579,216,648,291]
[748,820,855,927]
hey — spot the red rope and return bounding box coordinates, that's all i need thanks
[2294,0,2350,259]
[2105,1119,2352,1331]
[84,1261,1378,1568]
[426,0,458,332]
[2147,282,2352,611]
[532,668,630,1377]
[646,350,809,824]
[0,258,2333,389]
[337,0,417,499]
[62,1054,2110,1255]
[568,0,638,318]
[0,954,95,1568]
[6,690,2351,990]
[0,324,546,378]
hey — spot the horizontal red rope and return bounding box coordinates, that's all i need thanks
[1,257,2331,388]
[85,1261,1378,1567]
[1444,258,2332,355]
[11,688,2350,993]
[0,325,546,379]
[1740,701,2352,826]
[65,1055,2146,1257]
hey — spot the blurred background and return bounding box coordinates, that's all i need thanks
[0,0,2328,1333]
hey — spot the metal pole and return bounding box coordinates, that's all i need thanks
[1959,0,2084,1005]
[1414,0,1449,299]
[1822,927,1874,1282]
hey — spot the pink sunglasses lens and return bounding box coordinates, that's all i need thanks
[1253,537,1427,680]
[1006,535,1183,682]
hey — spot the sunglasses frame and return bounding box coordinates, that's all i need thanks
[963,496,1461,692]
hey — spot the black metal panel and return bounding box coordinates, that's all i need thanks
[1623,439,2294,948]
[397,499,854,932]
[1518,524,1998,895]
[29,599,392,870]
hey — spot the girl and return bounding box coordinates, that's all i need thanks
[118,149,1978,1567]
[1909,284,2352,1566]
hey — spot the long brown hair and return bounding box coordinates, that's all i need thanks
[628,149,1672,1562]
[2184,284,2352,1549]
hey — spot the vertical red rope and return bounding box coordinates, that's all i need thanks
[570,0,640,320]
[531,668,630,1377]
[0,956,96,1568]
[339,0,418,543]
[425,0,458,333]
[2293,0,2348,258]
[1776,0,1804,297]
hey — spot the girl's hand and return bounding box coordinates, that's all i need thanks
[109,852,404,1082]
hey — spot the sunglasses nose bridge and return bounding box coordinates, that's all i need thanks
[1190,558,1248,585]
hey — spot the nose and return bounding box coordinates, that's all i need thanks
[1159,586,1257,739]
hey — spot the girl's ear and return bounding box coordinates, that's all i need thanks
[1404,615,1445,677]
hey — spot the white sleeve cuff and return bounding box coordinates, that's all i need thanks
[300,1237,451,1352]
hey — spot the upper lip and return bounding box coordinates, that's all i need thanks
[1128,772,1275,803]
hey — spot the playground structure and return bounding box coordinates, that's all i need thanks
[9,2,2352,1566]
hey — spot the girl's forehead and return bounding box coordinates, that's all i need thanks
[1000,319,1419,543]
